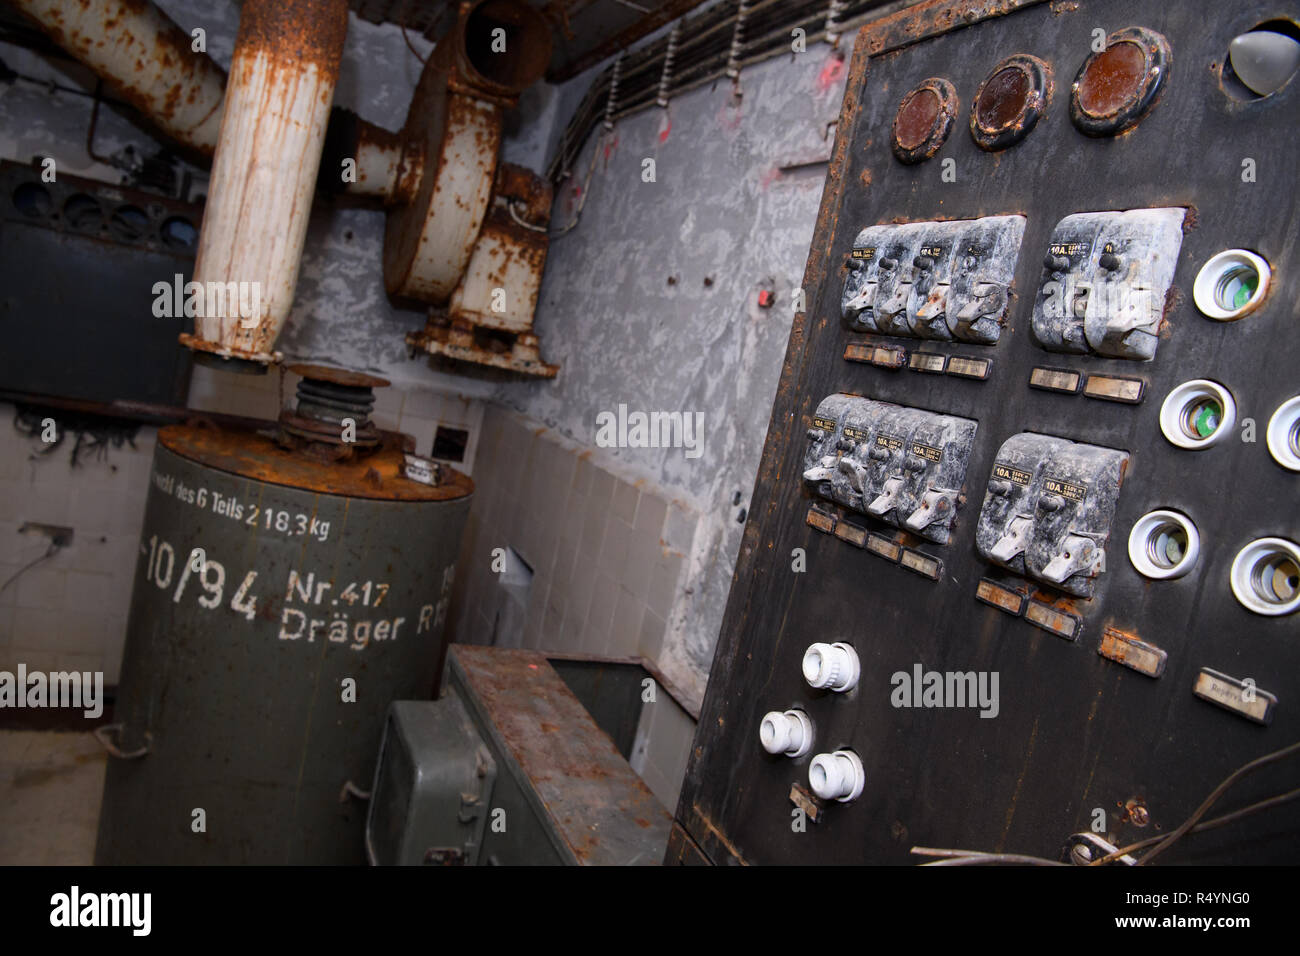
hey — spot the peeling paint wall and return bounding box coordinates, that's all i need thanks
[494,47,850,703]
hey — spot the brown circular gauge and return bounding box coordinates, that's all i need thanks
[969,54,1053,151]
[891,77,958,164]
[1071,26,1171,136]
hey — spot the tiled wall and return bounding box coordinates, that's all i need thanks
[448,404,701,809]
[629,689,697,813]
[452,405,692,659]
[0,367,485,685]
[0,418,153,684]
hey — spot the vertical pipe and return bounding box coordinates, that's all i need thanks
[9,0,227,154]
[183,0,349,366]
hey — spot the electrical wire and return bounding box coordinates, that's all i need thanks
[1089,787,1300,865]
[549,130,606,239]
[912,743,1300,867]
[1088,741,1300,866]
[922,853,1067,867]
[0,541,59,600]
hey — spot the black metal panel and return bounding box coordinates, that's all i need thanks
[678,0,1300,865]
[548,658,647,760]
[0,160,198,410]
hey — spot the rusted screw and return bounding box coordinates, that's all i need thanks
[1131,805,1150,827]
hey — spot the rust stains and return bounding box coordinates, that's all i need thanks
[235,0,349,70]
[159,423,474,502]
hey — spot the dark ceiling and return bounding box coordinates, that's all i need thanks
[349,0,714,83]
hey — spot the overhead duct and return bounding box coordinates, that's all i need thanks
[8,0,227,155]
[177,0,350,370]
[379,0,551,301]
[324,0,557,376]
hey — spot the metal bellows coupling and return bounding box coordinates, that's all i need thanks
[95,372,472,864]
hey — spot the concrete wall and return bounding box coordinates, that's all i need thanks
[490,46,849,708]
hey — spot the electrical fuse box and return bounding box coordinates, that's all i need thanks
[1032,208,1185,359]
[843,216,1027,344]
[804,396,976,544]
[975,432,1069,573]
[945,215,1027,344]
[977,433,1129,597]
[678,0,1300,868]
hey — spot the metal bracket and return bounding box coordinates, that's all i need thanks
[93,723,150,760]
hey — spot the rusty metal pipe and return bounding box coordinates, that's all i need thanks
[382,0,551,301]
[181,0,349,367]
[9,0,228,154]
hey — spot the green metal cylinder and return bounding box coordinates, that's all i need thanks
[95,424,472,864]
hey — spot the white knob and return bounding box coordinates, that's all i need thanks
[758,709,813,757]
[802,642,860,692]
[809,750,865,803]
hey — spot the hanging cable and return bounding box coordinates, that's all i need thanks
[726,1,752,93]
[824,0,848,52]
[603,51,625,131]
[1095,740,1300,866]
[657,21,681,108]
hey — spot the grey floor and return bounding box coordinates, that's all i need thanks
[0,731,105,864]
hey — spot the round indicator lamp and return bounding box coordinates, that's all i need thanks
[1071,26,1171,136]
[970,54,1053,151]
[891,77,958,164]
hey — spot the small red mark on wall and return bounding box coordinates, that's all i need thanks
[817,56,846,93]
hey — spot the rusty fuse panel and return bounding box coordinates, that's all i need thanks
[675,0,1300,866]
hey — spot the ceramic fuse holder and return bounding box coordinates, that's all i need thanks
[873,224,929,337]
[1081,207,1185,360]
[1025,441,1130,598]
[906,220,963,341]
[831,399,887,512]
[802,642,861,692]
[759,709,814,758]
[808,750,865,803]
[865,406,928,522]
[976,433,1069,574]
[895,412,978,545]
[841,225,894,333]
[946,215,1027,344]
[1032,212,1109,354]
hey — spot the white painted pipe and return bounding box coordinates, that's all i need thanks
[183,0,349,366]
[10,0,227,154]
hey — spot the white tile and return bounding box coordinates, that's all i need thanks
[15,567,65,610]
